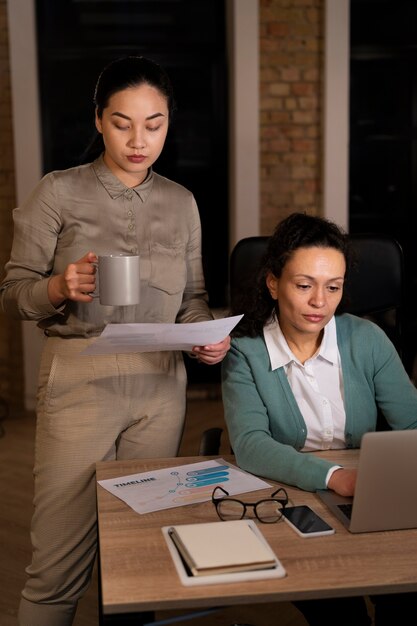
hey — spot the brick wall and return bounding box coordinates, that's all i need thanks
[259,0,323,235]
[0,0,24,411]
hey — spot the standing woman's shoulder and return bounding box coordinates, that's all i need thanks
[26,160,101,214]
[151,170,194,200]
[150,171,199,219]
[30,160,98,195]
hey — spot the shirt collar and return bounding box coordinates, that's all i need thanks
[92,154,154,202]
[263,314,338,371]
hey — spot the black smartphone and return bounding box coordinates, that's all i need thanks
[282,505,335,537]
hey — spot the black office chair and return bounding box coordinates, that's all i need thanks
[199,232,405,453]
[343,234,404,359]
[229,236,270,313]
[198,427,223,456]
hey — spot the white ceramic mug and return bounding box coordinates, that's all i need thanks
[96,254,140,306]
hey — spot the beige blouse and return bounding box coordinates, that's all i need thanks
[0,156,212,337]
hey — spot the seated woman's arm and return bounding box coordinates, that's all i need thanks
[221,338,337,492]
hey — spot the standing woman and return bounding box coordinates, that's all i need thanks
[1,56,229,626]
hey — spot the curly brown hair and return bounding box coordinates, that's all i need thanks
[231,212,352,338]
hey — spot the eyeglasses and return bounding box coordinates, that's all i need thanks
[212,485,289,523]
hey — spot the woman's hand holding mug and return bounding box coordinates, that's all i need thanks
[47,252,98,307]
[47,251,141,307]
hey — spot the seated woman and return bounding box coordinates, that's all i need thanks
[221,212,417,626]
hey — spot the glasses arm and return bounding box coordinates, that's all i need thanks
[270,487,289,507]
[211,485,229,503]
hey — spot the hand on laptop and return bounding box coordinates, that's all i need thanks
[327,468,357,496]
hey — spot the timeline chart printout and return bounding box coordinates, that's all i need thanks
[97,459,271,514]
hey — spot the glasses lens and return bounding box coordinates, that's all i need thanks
[255,499,283,523]
[217,498,245,520]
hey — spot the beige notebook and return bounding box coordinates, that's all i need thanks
[167,519,277,576]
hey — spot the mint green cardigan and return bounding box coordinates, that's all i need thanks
[221,314,417,491]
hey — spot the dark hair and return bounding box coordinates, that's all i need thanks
[232,212,352,337]
[81,56,176,163]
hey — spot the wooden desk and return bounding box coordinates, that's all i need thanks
[96,452,417,622]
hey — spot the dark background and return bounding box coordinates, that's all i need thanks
[350,0,417,372]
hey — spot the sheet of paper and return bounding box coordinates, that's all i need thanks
[81,315,243,355]
[97,458,272,514]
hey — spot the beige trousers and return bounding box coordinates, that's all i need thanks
[18,336,187,626]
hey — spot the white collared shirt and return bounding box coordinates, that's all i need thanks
[263,315,346,452]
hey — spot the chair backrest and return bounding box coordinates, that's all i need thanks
[229,233,404,358]
[229,236,269,309]
[344,234,404,358]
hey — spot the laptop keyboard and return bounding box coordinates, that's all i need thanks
[337,503,353,519]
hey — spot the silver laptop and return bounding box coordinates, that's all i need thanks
[317,430,417,533]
